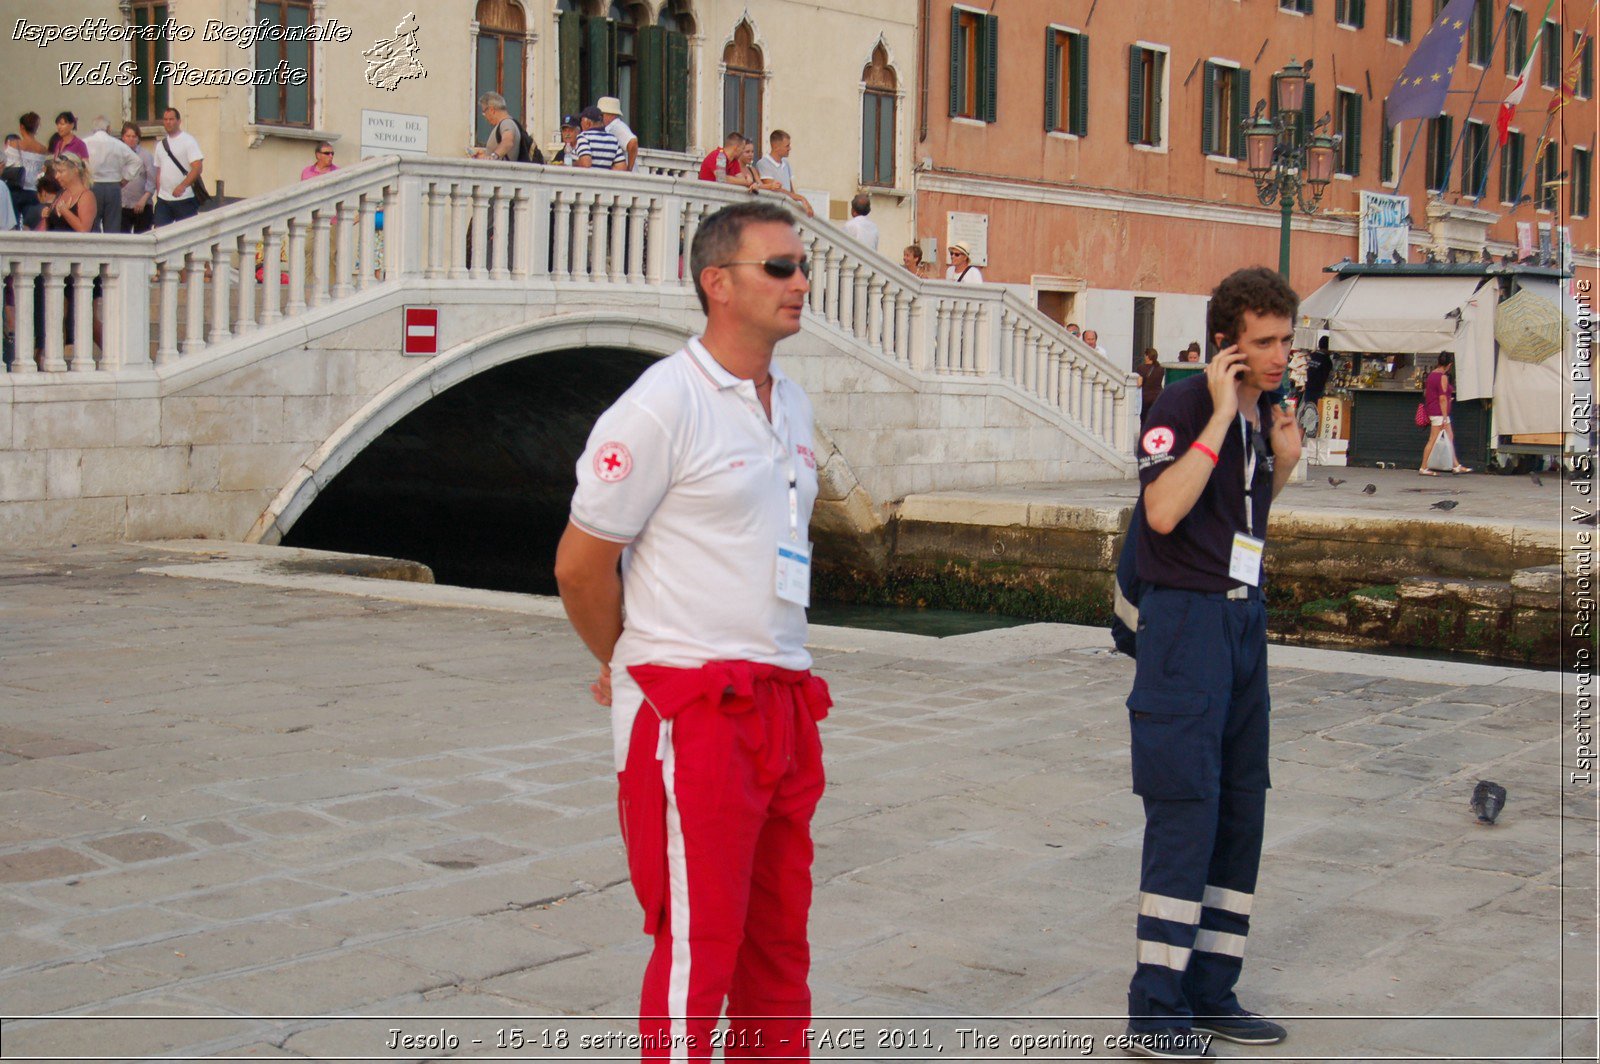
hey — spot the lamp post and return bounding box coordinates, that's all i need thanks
[1243,59,1339,279]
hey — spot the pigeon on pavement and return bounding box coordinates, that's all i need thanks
[1430,499,1459,510]
[1362,484,1377,494]
[1531,472,1543,487]
[1328,477,1345,487]
[1470,780,1507,825]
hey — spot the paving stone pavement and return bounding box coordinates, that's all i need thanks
[0,542,1593,1063]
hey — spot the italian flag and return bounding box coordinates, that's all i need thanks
[1500,0,1557,145]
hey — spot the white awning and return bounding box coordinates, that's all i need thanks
[1493,278,1592,438]
[1295,274,1494,356]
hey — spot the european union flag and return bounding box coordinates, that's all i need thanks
[1385,0,1476,125]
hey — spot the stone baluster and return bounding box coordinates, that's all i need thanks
[383,182,400,281]
[209,242,231,344]
[489,187,510,280]
[286,220,307,314]
[330,206,355,298]
[97,261,124,371]
[933,300,951,373]
[467,186,489,279]
[514,187,538,279]
[804,234,823,316]
[449,184,470,280]
[608,193,627,283]
[553,189,573,281]
[69,264,96,371]
[310,214,331,306]
[183,252,206,355]
[260,225,284,323]
[358,198,379,291]
[9,260,36,373]
[234,235,257,335]
[574,193,595,280]
[426,183,447,280]
[680,205,701,288]
[589,194,608,280]
[153,258,179,366]
[891,290,909,363]
[37,262,66,371]
[626,197,647,282]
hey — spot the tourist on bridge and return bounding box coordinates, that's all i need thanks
[1121,266,1301,1058]
[152,108,204,227]
[902,242,927,276]
[118,123,158,234]
[842,193,878,251]
[12,114,50,218]
[556,201,829,1061]
[945,241,982,283]
[754,130,815,217]
[553,115,580,166]
[47,112,88,160]
[698,132,756,191]
[473,92,542,164]
[1138,347,1165,424]
[83,116,143,233]
[597,96,638,172]
[574,107,626,170]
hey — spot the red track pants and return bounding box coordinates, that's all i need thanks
[619,661,830,1062]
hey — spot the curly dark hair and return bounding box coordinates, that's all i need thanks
[1206,266,1299,354]
[689,201,798,312]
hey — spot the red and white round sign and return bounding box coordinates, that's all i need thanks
[1141,426,1176,456]
[594,442,633,482]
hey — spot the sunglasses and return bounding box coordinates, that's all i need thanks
[317,150,334,156]
[719,257,810,279]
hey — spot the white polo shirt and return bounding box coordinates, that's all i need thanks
[570,339,819,763]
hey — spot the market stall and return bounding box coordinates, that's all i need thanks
[1294,262,1584,468]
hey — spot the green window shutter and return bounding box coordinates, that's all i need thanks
[1071,34,1090,135]
[1045,29,1059,131]
[982,13,999,122]
[558,11,582,118]
[1149,51,1164,144]
[1350,93,1363,176]
[1300,81,1316,149]
[1401,0,1411,41]
[1233,68,1252,160]
[1202,62,1218,155]
[638,25,665,149]
[584,16,616,107]
[949,8,963,116]
[1127,45,1144,142]
[666,31,689,152]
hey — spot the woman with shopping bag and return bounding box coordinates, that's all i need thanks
[1419,352,1471,475]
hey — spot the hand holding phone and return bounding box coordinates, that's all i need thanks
[1206,345,1245,421]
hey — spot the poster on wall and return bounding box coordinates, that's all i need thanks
[945,212,990,267]
[1516,222,1535,261]
[1358,191,1410,263]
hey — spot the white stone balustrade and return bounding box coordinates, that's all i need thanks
[0,156,1136,456]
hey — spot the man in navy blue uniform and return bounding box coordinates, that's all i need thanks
[1121,267,1302,1058]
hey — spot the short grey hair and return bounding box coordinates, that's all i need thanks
[689,201,797,313]
[477,92,507,111]
[91,115,111,133]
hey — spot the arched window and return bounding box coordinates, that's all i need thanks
[560,0,691,151]
[723,21,763,148]
[861,44,897,187]
[475,0,526,145]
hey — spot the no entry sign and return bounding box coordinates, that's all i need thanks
[403,307,438,355]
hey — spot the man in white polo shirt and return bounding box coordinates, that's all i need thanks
[597,95,638,171]
[555,201,826,1061]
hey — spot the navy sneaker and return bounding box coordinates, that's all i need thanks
[1121,1026,1213,1058]
[1191,1009,1287,1045]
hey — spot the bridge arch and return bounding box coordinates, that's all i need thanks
[254,313,881,590]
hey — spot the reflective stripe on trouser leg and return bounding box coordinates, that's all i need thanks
[1128,795,1219,1032]
[637,677,825,1061]
[1182,787,1266,1017]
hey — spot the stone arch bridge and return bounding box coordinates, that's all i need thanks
[0,158,1136,581]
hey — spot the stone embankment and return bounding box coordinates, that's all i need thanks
[815,469,1584,667]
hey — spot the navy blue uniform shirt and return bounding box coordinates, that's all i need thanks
[1135,374,1277,593]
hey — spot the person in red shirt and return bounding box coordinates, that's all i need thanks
[698,132,757,191]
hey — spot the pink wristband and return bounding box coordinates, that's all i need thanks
[1190,442,1220,465]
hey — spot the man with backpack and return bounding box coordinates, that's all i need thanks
[474,92,544,164]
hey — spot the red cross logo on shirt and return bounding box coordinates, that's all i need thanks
[1142,426,1176,456]
[594,441,633,482]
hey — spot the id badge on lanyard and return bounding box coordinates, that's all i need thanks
[1230,414,1264,587]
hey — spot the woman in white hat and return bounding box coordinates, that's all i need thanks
[946,242,984,283]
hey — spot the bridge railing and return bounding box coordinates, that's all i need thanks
[0,156,1135,455]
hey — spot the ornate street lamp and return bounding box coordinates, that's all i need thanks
[1243,58,1341,279]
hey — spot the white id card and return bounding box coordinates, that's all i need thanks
[776,541,813,607]
[1229,533,1265,587]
